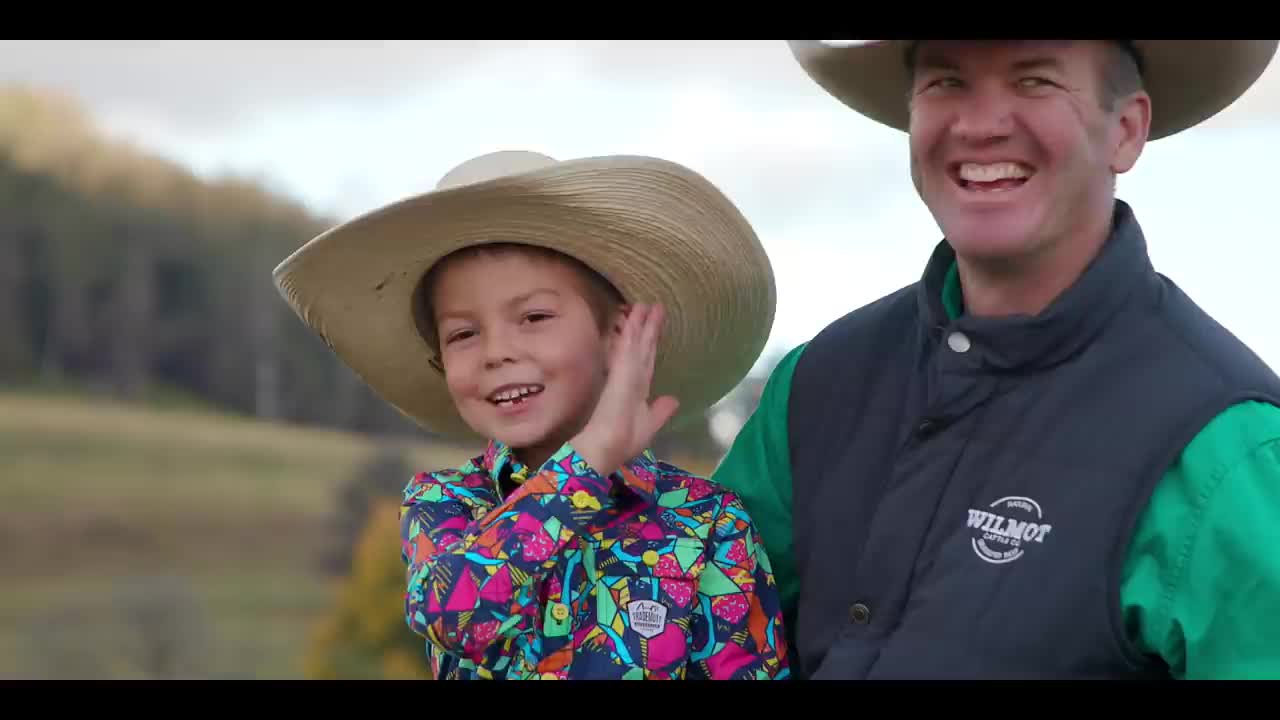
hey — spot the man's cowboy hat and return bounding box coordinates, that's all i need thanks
[787,40,1279,140]
[273,150,776,441]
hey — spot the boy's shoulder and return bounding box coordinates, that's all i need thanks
[648,458,757,534]
[650,459,731,501]
[402,454,492,501]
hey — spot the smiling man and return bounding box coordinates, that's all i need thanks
[711,39,1280,679]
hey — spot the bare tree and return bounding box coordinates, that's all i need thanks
[111,226,153,401]
[0,223,31,379]
[251,245,282,420]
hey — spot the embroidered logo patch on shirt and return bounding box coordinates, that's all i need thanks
[627,600,668,638]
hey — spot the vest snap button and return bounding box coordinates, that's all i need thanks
[849,602,871,625]
[947,331,971,353]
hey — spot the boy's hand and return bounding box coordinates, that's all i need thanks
[571,303,680,477]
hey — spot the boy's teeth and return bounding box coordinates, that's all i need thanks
[492,385,542,403]
[959,162,1030,183]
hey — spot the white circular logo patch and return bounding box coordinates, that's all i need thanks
[967,496,1053,564]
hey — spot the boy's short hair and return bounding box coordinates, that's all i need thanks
[412,242,626,369]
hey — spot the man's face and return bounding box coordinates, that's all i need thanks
[907,40,1149,265]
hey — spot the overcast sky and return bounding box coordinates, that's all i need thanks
[3,40,1278,372]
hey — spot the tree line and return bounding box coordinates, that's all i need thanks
[0,86,745,453]
[0,86,434,437]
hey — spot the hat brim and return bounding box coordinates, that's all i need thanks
[788,40,1278,141]
[273,155,776,442]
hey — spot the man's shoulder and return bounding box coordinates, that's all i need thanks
[1152,274,1280,393]
[789,281,922,385]
[806,282,920,349]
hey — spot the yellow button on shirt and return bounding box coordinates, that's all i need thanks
[570,490,601,510]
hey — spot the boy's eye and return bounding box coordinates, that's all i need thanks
[444,329,474,345]
[523,312,554,323]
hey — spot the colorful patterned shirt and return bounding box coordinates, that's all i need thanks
[399,440,791,680]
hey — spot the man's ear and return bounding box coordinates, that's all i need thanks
[1111,90,1151,175]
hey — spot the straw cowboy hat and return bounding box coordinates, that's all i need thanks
[273,150,776,441]
[787,40,1279,140]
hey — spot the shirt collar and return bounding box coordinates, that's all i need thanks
[917,198,1157,372]
[481,439,662,505]
[483,441,526,488]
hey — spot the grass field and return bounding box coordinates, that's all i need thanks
[0,390,472,679]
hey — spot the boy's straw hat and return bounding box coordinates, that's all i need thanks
[273,150,777,441]
[787,40,1278,141]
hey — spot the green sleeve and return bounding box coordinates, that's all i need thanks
[1121,400,1280,679]
[712,343,807,621]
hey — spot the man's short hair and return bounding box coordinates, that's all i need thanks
[1098,41,1145,111]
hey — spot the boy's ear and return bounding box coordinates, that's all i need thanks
[614,304,633,330]
[602,304,630,360]
[428,354,446,376]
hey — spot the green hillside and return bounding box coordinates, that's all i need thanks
[0,390,471,679]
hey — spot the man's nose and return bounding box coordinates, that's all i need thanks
[951,84,1015,143]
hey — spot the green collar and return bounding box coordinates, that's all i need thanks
[941,259,964,321]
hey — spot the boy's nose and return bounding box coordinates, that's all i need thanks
[482,331,517,369]
[484,355,515,370]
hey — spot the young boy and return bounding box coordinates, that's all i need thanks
[272,150,788,680]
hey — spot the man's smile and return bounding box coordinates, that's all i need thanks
[949,161,1035,193]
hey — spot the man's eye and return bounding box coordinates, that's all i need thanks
[445,329,474,344]
[524,312,553,323]
[1019,76,1056,88]
[914,77,961,97]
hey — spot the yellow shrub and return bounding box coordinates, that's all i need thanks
[304,498,432,680]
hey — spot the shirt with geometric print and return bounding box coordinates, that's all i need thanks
[399,439,791,680]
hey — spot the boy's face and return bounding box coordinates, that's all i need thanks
[431,249,616,465]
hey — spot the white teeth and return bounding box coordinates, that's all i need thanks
[490,385,543,403]
[959,162,1031,183]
